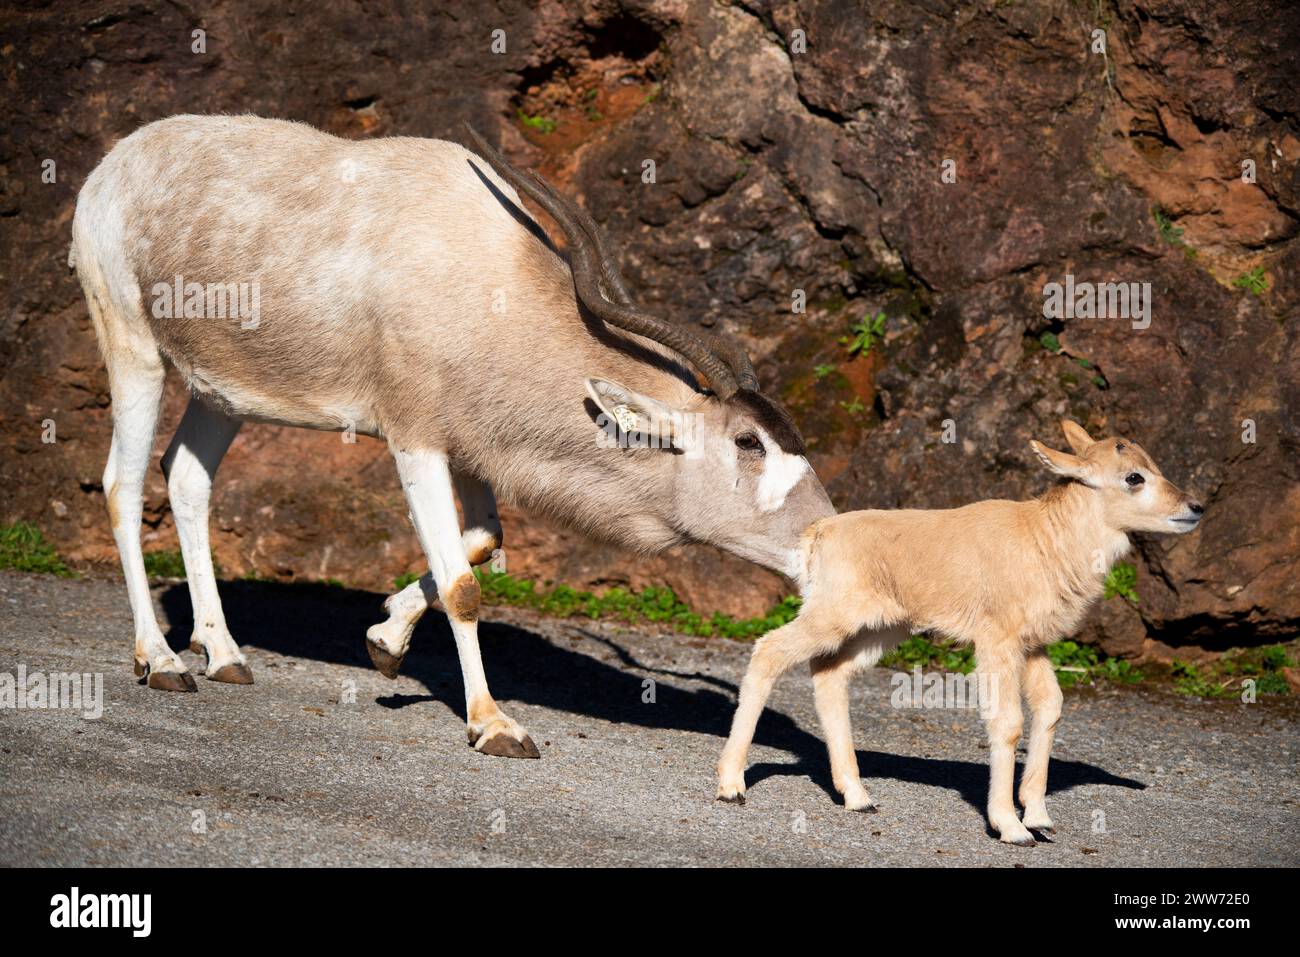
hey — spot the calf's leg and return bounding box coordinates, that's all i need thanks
[717,612,842,802]
[1018,648,1063,833]
[976,639,1034,845]
[810,626,906,812]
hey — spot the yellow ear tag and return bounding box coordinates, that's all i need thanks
[612,404,640,433]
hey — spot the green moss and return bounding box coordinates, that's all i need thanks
[0,522,75,577]
[516,109,557,134]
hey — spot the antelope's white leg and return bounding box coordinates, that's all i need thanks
[390,446,537,758]
[100,348,191,690]
[365,575,435,677]
[1019,648,1063,833]
[977,641,1034,845]
[365,473,502,676]
[453,471,503,568]
[160,396,248,683]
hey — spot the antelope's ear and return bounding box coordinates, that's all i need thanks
[584,378,683,441]
[1030,440,1099,486]
[1060,419,1095,454]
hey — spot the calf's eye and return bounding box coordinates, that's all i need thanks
[735,432,764,454]
[1125,472,1144,487]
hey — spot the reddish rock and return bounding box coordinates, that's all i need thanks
[1,0,1295,649]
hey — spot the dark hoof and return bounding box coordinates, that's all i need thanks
[189,639,204,655]
[477,733,541,759]
[366,638,403,680]
[147,670,197,693]
[1008,836,1037,847]
[717,794,746,806]
[1029,827,1056,840]
[209,662,254,685]
[855,803,879,814]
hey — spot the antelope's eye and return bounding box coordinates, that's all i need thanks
[1125,472,1144,487]
[735,432,764,454]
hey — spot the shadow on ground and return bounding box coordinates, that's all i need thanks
[160,580,1146,811]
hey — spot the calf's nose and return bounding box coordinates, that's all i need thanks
[1188,501,1204,515]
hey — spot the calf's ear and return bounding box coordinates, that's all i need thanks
[1060,419,1095,454]
[1030,440,1099,487]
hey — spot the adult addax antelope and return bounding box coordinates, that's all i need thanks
[71,115,833,757]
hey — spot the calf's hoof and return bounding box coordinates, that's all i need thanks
[210,663,254,685]
[147,670,198,693]
[716,793,746,806]
[366,637,404,680]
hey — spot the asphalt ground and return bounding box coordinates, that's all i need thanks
[1,570,1296,866]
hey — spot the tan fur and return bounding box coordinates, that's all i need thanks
[444,572,481,622]
[717,420,1204,844]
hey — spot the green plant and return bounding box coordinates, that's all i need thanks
[1170,660,1232,698]
[1255,672,1291,694]
[813,364,835,379]
[1103,561,1139,605]
[140,549,223,579]
[1094,656,1144,684]
[516,109,556,134]
[1039,331,1061,353]
[1153,206,1184,246]
[469,567,801,640]
[1046,639,1146,687]
[1047,640,1100,688]
[393,571,420,591]
[142,549,187,579]
[1153,206,1198,259]
[1215,643,1295,696]
[880,633,1144,688]
[1231,266,1267,296]
[841,312,887,358]
[839,396,866,415]
[880,635,976,674]
[0,521,74,577]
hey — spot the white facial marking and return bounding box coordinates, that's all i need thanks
[756,447,809,513]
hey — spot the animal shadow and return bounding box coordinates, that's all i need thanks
[160,580,1146,812]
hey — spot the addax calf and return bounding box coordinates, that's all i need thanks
[716,420,1203,844]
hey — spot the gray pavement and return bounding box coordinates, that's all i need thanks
[1,570,1296,866]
